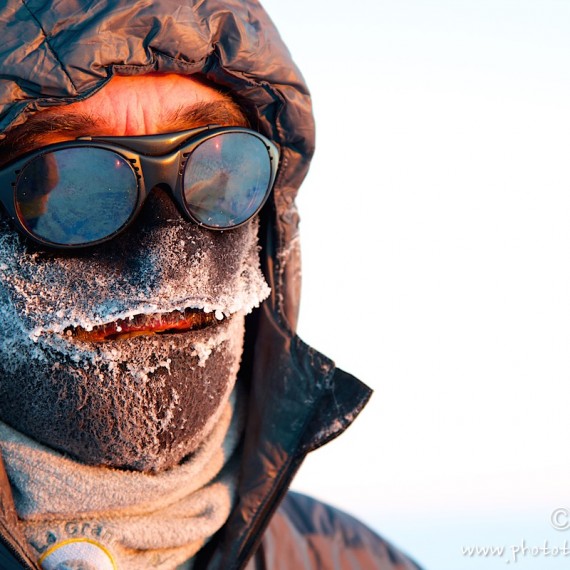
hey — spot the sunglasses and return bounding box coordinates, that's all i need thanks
[0,125,279,249]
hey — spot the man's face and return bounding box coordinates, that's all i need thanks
[0,75,270,471]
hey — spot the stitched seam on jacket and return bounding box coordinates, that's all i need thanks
[21,0,77,92]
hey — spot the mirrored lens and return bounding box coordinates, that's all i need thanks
[182,132,272,228]
[15,148,138,245]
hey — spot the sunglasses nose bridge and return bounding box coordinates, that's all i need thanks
[139,153,181,192]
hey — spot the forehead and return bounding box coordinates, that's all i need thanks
[37,74,241,136]
[0,74,248,164]
[38,74,244,138]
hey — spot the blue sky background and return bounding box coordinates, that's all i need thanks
[260,1,570,568]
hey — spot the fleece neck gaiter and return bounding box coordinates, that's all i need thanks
[0,386,244,570]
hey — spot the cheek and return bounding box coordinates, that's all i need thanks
[0,314,245,472]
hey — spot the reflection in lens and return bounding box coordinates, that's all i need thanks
[15,148,138,245]
[183,133,271,228]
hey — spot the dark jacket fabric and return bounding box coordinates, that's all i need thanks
[246,493,421,570]
[0,1,422,569]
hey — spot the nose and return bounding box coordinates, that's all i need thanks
[77,183,251,293]
[133,185,185,229]
[74,186,192,284]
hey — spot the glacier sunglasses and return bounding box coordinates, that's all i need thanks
[0,125,279,249]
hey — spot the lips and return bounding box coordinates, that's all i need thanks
[63,308,222,342]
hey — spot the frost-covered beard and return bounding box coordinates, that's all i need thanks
[0,194,270,472]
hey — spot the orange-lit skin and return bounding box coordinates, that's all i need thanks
[45,74,231,140]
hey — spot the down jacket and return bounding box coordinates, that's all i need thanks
[0,1,422,569]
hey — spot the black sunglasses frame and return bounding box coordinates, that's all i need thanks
[0,124,279,249]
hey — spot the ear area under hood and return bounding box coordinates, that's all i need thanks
[0,0,314,330]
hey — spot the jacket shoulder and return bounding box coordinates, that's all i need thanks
[250,491,423,570]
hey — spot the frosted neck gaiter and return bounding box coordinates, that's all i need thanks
[0,387,244,570]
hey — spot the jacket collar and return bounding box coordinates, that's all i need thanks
[196,301,372,570]
[0,454,38,569]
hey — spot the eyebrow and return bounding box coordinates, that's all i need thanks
[165,100,249,131]
[0,98,249,166]
[0,114,99,166]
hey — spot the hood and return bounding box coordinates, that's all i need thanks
[0,3,372,569]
